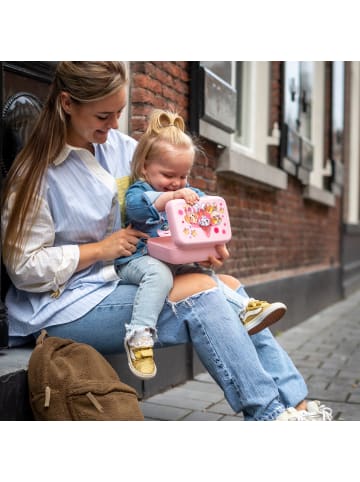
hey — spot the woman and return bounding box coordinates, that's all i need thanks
[1,61,332,421]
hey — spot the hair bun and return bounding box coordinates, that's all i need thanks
[150,109,185,133]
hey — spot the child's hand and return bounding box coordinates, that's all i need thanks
[173,188,200,205]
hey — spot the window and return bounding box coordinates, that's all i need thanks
[118,61,130,134]
[283,61,314,181]
[327,61,345,196]
[200,61,231,85]
[294,61,336,207]
[331,61,345,164]
[197,61,286,190]
[235,62,252,148]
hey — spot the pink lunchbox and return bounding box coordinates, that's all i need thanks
[147,195,232,264]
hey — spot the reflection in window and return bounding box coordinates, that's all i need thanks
[331,61,345,163]
[285,61,301,131]
[200,61,232,85]
[235,62,252,148]
[299,62,313,141]
[284,61,313,141]
[283,62,314,178]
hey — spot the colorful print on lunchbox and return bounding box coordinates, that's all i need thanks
[147,195,232,264]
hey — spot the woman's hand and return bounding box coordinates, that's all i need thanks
[198,244,230,270]
[77,225,148,272]
[103,225,148,259]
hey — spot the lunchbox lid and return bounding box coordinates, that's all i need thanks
[165,195,232,248]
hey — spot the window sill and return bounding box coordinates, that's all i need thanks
[343,223,360,234]
[303,185,335,207]
[217,147,287,190]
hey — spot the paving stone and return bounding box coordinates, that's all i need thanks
[181,380,224,395]
[166,386,224,403]
[194,372,214,383]
[207,400,237,416]
[220,415,244,421]
[308,386,350,403]
[182,410,223,421]
[139,401,191,421]
[141,290,360,422]
[325,401,360,421]
[142,392,213,411]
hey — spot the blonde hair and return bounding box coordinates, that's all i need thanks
[2,61,128,267]
[131,109,196,183]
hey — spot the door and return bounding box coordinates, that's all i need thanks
[0,61,56,348]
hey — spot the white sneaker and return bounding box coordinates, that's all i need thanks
[276,407,309,421]
[306,400,333,421]
[276,404,333,421]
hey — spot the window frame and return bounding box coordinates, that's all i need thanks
[199,61,286,191]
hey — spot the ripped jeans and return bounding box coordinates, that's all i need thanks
[115,254,247,342]
[43,281,308,421]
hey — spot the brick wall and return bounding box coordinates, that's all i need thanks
[128,61,341,280]
[129,61,189,141]
[216,175,340,279]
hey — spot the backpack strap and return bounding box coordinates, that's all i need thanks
[36,329,48,346]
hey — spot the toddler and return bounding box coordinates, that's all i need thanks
[115,109,286,379]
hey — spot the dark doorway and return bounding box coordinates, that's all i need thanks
[0,61,56,348]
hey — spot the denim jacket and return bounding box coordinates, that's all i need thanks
[115,180,205,266]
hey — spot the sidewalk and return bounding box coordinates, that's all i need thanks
[140,289,360,421]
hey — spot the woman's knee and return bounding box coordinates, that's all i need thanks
[217,274,241,291]
[169,273,217,302]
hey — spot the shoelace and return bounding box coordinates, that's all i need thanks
[300,407,333,421]
[314,404,333,421]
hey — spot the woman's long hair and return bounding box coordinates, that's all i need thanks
[2,61,127,267]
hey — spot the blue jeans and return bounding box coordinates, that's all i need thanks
[116,256,248,339]
[42,283,308,421]
[116,255,173,338]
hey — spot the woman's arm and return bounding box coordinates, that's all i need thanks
[77,225,148,271]
[2,195,79,293]
[2,192,147,292]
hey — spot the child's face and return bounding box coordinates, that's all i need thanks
[142,144,194,192]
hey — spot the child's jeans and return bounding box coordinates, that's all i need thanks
[116,255,173,340]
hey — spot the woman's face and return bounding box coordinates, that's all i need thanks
[61,87,127,149]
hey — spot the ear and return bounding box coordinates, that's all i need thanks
[60,92,73,115]
[141,164,147,177]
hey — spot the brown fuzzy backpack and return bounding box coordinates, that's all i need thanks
[28,330,144,421]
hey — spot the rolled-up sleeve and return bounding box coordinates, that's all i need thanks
[125,188,162,224]
[3,192,80,293]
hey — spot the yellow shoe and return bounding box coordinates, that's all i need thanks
[124,333,157,379]
[243,299,287,335]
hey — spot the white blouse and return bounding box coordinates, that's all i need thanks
[1,129,137,336]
